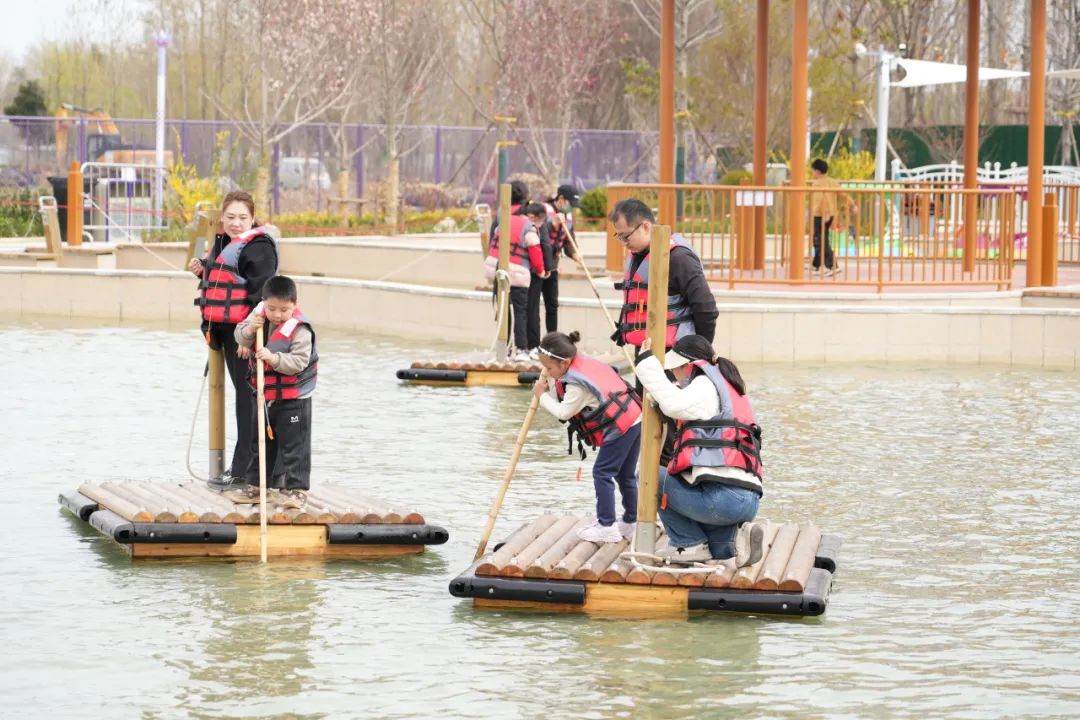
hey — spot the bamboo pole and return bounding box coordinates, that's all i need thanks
[208,345,226,480]
[632,224,672,556]
[256,325,268,563]
[473,369,548,560]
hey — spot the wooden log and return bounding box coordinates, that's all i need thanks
[503,516,580,577]
[297,489,355,522]
[102,482,178,523]
[626,563,655,585]
[524,518,592,578]
[650,567,681,586]
[703,559,739,589]
[318,485,399,523]
[114,482,190,523]
[283,508,318,524]
[729,521,780,589]
[161,483,224,523]
[778,525,823,592]
[598,556,635,583]
[178,484,247,523]
[752,522,800,591]
[309,487,385,523]
[475,515,558,576]
[551,541,605,580]
[435,361,449,369]
[141,484,203,523]
[77,483,154,523]
[576,541,630,581]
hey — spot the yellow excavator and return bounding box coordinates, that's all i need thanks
[54,104,173,166]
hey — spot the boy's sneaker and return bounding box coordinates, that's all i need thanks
[207,472,244,491]
[272,489,308,510]
[734,521,767,568]
[577,522,623,544]
[656,541,712,564]
[224,485,260,504]
[826,266,843,277]
[616,521,636,540]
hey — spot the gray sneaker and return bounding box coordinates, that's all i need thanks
[734,521,767,568]
[273,489,308,510]
[207,472,245,491]
[224,485,260,504]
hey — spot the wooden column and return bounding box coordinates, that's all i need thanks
[496,183,512,360]
[658,0,676,224]
[962,0,980,273]
[208,346,225,479]
[66,161,83,246]
[788,0,808,280]
[1042,191,1057,286]
[753,0,769,270]
[1026,0,1046,287]
[633,224,671,556]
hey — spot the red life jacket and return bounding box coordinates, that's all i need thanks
[488,212,534,270]
[667,360,763,494]
[555,354,641,456]
[248,308,319,401]
[616,234,699,348]
[196,227,277,324]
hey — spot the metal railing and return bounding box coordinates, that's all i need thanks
[81,161,165,243]
[606,182,1023,291]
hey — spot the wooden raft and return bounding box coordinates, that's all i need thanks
[450,514,840,617]
[60,481,449,560]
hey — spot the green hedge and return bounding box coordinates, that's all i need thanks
[0,188,45,237]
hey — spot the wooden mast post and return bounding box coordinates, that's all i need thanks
[208,347,226,480]
[495,182,512,361]
[632,223,672,556]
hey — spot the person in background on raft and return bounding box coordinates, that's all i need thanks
[228,275,317,510]
[533,331,642,544]
[526,184,584,348]
[608,198,718,355]
[483,180,546,362]
[523,202,555,359]
[188,190,279,491]
[634,334,765,567]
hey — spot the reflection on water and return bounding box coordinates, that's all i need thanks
[4,316,1080,719]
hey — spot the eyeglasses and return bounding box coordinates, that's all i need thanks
[614,222,643,243]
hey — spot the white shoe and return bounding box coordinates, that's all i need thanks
[734,521,767,568]
[512,349,531,362]
[656,541,712,564]
[616,521,636,540]
[577,522,623,544]
[528,347,540,360]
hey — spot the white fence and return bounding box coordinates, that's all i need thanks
[80,162,165,243]
[892,159,1080,185]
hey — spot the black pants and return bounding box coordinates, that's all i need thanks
[244,397,312,491]
[526,271,560,348]
[510,286,529,351]
[207,325,254,478]
[812,216,834,270]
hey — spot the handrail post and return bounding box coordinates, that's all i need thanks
[66,161,83,247]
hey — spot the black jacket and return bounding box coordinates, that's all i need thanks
[617,245,718,345]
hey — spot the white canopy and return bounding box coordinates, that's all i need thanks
[893,58,1080,88]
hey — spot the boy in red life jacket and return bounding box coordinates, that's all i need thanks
[533,331,642,544]
[634,334,764,567]
[227,275,318,510]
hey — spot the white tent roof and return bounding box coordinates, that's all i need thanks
[893,58,1080,88]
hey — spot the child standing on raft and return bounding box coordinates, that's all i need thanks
[228,275,318,509]
[533,331,642,543]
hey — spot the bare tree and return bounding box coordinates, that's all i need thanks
[1048,0,1080,165]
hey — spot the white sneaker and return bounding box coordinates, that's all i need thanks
[656,541,712,564]
[528,347,540,360]
[825,267,843,277]
[616,521,636,539]
[577,522,623,544]
[512,349,531,362]
[734,521,767,568]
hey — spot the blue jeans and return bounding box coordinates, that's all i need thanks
[592,424,641,526]
[657,467,759,558]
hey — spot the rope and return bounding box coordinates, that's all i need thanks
[185,365,209,482]
[375,248,436,282]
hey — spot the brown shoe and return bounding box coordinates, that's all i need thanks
[273,489,307,510]
[224,485,260,504]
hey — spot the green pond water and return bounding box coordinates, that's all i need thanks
[5,317,1079,719]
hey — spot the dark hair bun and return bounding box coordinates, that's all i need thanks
[567,331,581,343]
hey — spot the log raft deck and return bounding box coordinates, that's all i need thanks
[396,354,631,388]
[60,481,448,559]
[450,515,840,617]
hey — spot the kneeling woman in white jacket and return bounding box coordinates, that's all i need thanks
[635,334,765,567]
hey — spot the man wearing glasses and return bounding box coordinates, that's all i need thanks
[609,198,717,352]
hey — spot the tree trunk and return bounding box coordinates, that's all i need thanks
[337,169,349,218]
[387,156,400,232]
[256,163,271,220]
